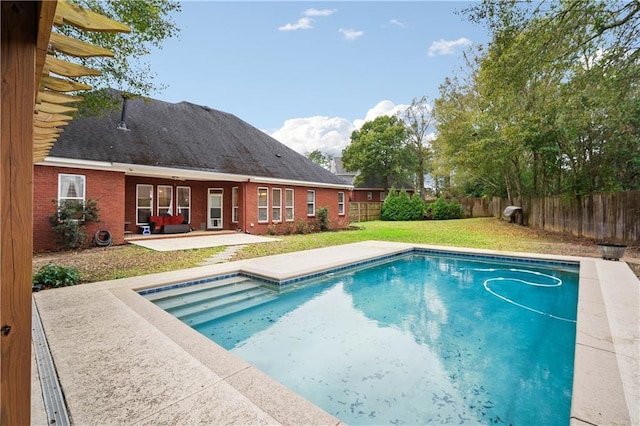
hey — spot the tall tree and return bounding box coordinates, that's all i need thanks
[341,115,414,191]
[399,96,435,196]
[433,0,640,200]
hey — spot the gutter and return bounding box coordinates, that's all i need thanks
[38,157,353,190]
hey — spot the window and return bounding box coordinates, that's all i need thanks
[232,187,239,223]
[272,188,282,222]
[157,185,173,216]
[307,190,315,216]
[285,189,294,221]
[338,192,345,215]
[176,186,191,223]
[380,192,386,202]
[258,187,268,222]
[58,174,85,205]
[367,191,372,201]
[136,184,153,224]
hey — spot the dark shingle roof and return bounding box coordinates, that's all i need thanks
[50,93,347,186]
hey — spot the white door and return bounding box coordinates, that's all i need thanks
[208,192,223,229]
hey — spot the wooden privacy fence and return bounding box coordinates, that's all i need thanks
[349,202,381,222]
[349,191,638,246]
[460,191,640,246]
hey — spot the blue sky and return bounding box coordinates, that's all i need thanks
[147,1,488,155]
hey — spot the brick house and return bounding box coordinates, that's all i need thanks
[330,157,414,203]
[34,92,352,251]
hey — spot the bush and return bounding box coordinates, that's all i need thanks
[48,199,100,249]
[295,218,313,234]
[382,189,426,221]
[317,206,329,231]
[33,264,80,289]
[425,197,464,220]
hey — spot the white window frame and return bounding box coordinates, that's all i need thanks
[380,192,386,202]
[58,174,86,205]
[232,186,239,223]
[307,190,315,216]
[338,191,345,215]
[285,188,294,222]
[272,188,282,222]
[176,186,191,223]
[157,185,173,216]
[136,184,153,225]
[258,187,269,223]
[367,191,372,201]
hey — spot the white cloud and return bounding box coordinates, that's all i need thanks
[427,37,472,57]
[278,8,335,31]
[278,17,313,31]
[270,116,355,156]
[389,19,406,28]
[304,8,336,17]
[353,100,409,129]
[268,100,412,156]
[339,28,364,41]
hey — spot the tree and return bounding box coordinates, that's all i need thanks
[399,96,435,196]
[58,0,181,112]
[433,0,640,200]
[306,149,333,170]
[341,115,414,191]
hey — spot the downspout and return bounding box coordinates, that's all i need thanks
[243,179,249,233]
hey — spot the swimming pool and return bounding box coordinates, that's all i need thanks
[143,252,579,425]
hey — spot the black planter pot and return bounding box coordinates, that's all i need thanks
[597,242,627,261]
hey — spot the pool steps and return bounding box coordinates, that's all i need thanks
[145,276,277,326]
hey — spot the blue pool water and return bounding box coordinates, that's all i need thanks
[147,254,579,425]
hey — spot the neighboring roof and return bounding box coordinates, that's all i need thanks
[331,157,357,185]
[48,92,349,187]
[331,157,414,190]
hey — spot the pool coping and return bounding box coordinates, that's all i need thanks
[32,241,638,425]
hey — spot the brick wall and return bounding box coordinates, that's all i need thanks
[35,168,350,250]
[34,166,125,251]
[243,183,349,234]
[352,189,385,203]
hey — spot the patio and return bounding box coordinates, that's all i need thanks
[31,241,638,425]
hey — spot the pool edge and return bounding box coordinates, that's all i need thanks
[33,241,638,425]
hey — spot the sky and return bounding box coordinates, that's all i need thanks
[146,1,489,156]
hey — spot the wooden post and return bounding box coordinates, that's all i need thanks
[1,2,37,423]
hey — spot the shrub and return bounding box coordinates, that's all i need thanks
[295,218,312,234]
[48,199,100,249]
[425,197,464,220]
[382,189,426,221]
[317,206,329,231]
[33,264,80,289]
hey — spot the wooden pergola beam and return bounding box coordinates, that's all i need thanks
[1,2,56,424]
[2,0,129,422]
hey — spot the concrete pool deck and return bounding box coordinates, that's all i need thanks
[31,241,638,425]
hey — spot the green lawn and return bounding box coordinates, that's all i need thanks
[34,218,568,284]
[234,217,555,260]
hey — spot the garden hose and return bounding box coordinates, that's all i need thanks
[94,229,112,247]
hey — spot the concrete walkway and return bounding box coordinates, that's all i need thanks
[31,241,638,425]
[198,244,247,265]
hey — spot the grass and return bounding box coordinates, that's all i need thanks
[234,218,555,260]
[34,217,614,284]
[33,245,226,283]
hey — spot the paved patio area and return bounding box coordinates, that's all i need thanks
[31,241,639,425]
[127,232,280,251]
